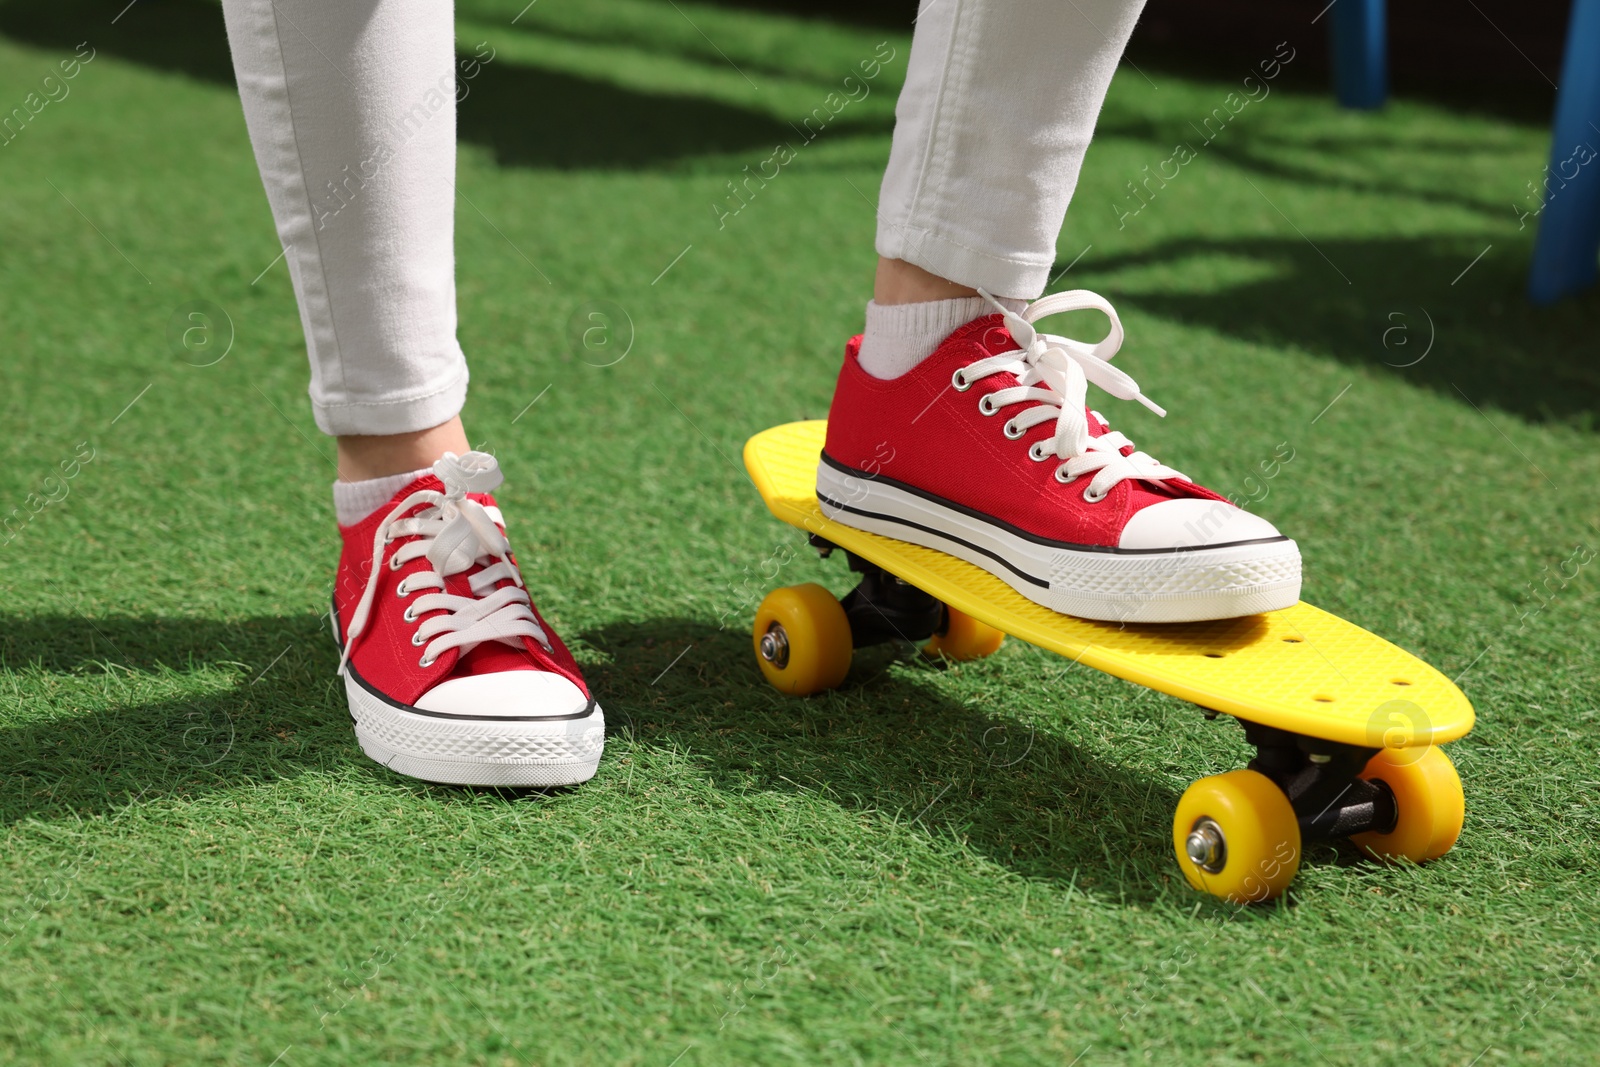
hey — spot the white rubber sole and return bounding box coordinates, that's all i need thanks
[816,459,1301,623]
[343,671,605,787]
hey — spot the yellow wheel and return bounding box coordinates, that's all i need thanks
[1173,769,1302,904]
[923,606,1005,661]
[752,584,853,696]
[1351,746,1464,863]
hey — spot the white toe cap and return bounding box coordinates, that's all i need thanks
[1118,498,1286,551]
[414,670,591,719]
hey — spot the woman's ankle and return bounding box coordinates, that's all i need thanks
[873,257,981,305]
[336,414,471,482]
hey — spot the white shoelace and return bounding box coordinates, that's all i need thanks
[959,288,1189,502]
[337,451,550,676]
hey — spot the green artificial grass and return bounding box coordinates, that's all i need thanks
[1,1,1598,1064]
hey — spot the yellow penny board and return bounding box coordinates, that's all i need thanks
[745,421,1473,749]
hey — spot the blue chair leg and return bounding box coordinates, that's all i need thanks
[1528,0,1600,305]
[1331,0,1387,110]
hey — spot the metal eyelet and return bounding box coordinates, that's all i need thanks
[395,580,410,598]
[403,606,418,623]
[411,630,425,645]
[1028,442,1050,462]
[1083,486,1108,503]
[978,395,999,416]
[388,554,402,571]
[951,369,972,391]
[1003,420,1024,440]
[1054,466,1076,484]
[418,654,436,668]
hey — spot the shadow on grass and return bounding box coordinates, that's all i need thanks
[1084,232,1600,429]
[452,60,877,171]
[1095,114,1525,225]
[580,617,1185,905]
[0,613,353,827]
[0,0,888,171]
[0,611,1188,905]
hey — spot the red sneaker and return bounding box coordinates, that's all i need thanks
[331,452,604,786]
[818,290,1301,623]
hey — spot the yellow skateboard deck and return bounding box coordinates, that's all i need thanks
[744,420,1473,750]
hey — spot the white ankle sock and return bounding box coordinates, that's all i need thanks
[856,295,1028,380]
[332,467,433,526]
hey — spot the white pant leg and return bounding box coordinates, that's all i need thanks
[878,0,1148,299]
[221,0,467,436]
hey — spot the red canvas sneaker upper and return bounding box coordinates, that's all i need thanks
[823,290,1230,550]
[332,453,588,709]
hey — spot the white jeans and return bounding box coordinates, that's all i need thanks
[221,0,1145,436]
[880,0,1147,298]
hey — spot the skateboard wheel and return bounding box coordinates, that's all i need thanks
[1173,770,1301,904]
[1351,746,1465,863]
[752,584,852,696]
[923,606,1005,662]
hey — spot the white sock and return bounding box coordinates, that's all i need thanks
[332,467,433,526]
[856,295,1028,380]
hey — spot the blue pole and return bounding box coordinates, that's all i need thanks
[1528,0,1600,305]
[1330,0,1388,110]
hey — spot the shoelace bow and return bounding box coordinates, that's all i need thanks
[962,288,1188,502]
[337,451,550,676]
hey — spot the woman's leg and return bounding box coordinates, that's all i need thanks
[824,0,1303,625]
[220,0,469,476]
[876,0,1150,302]
[854,0,1148,378]
[219,0,606,787]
